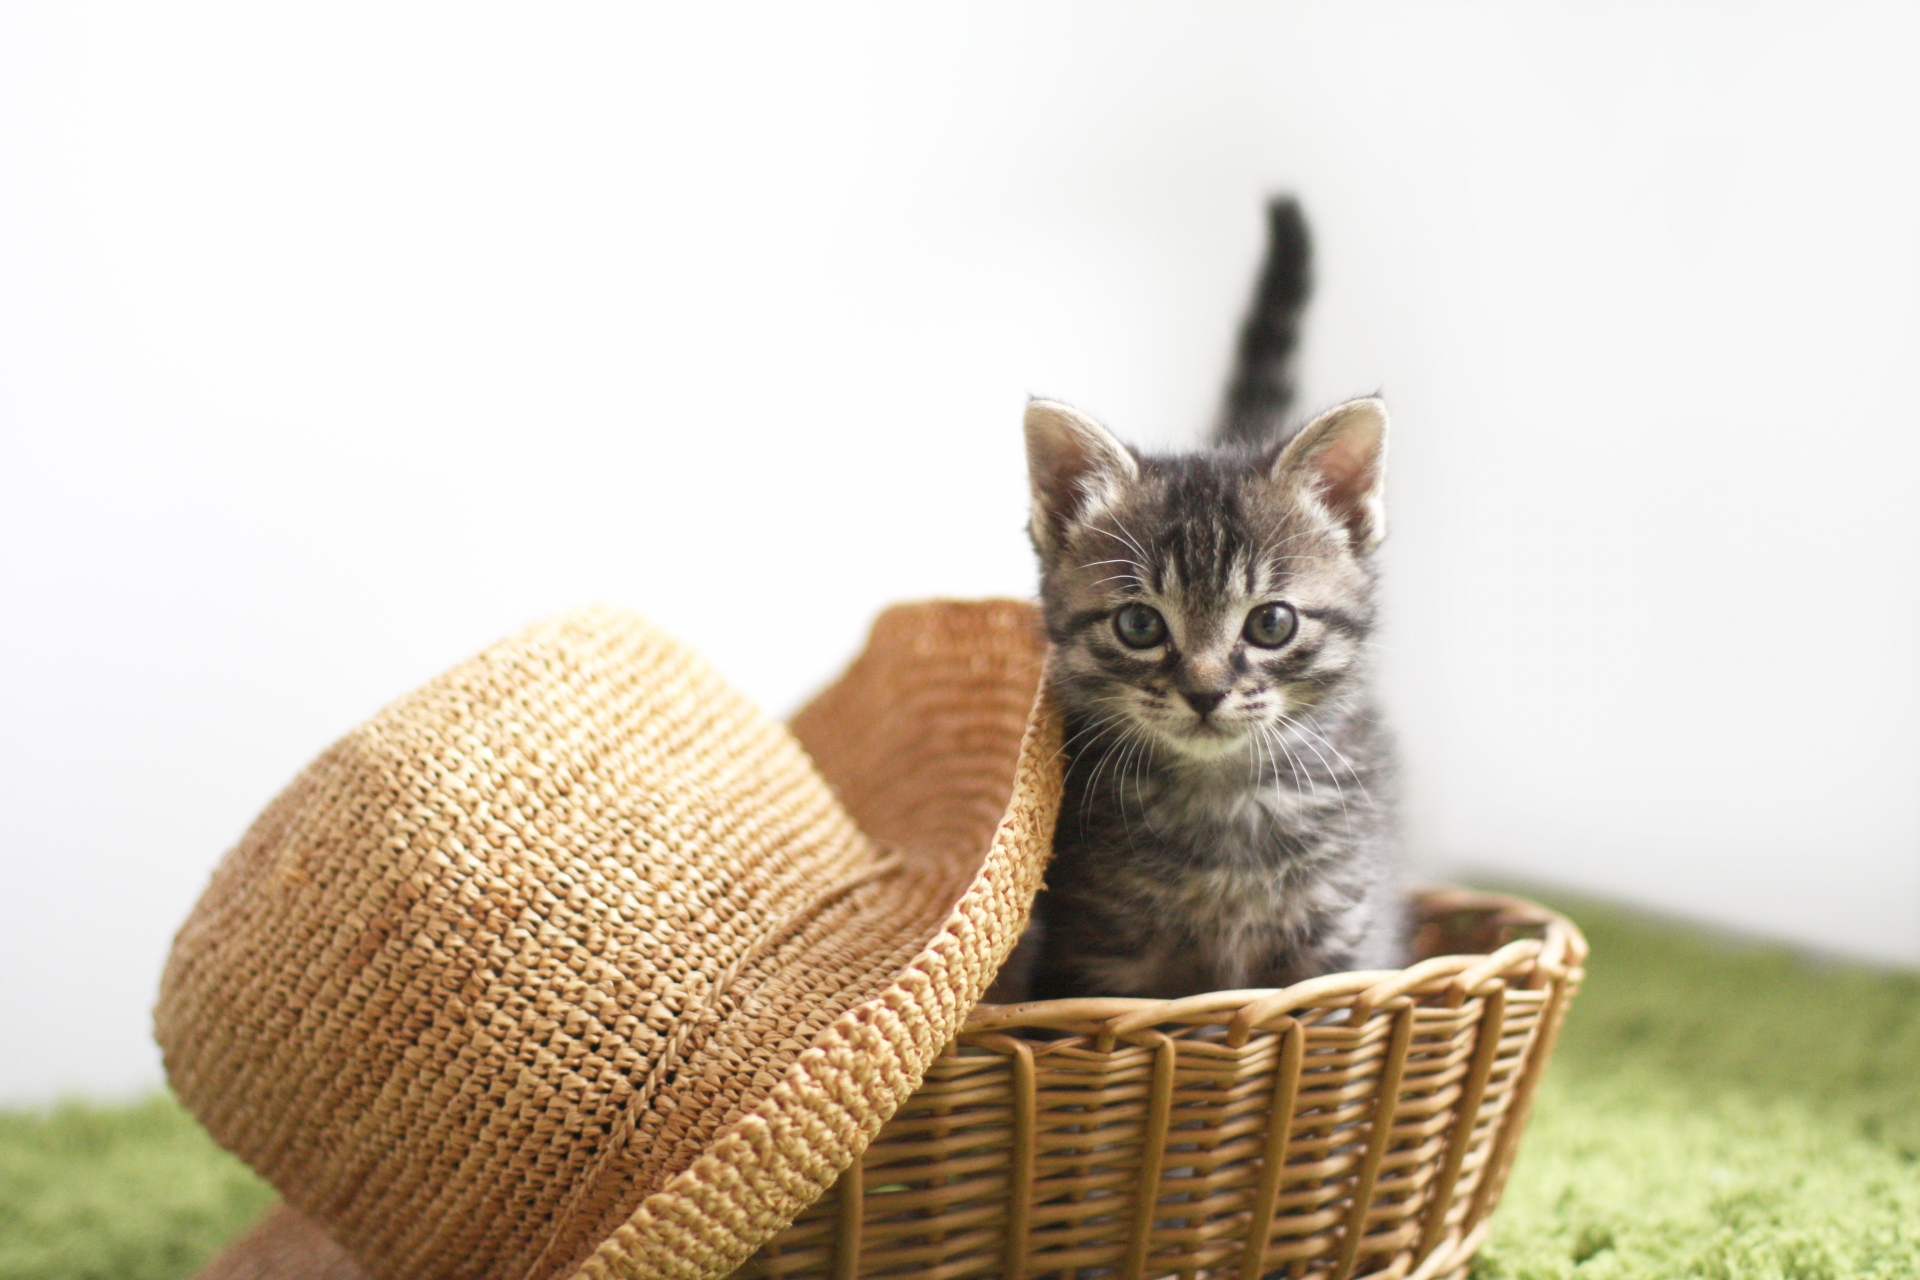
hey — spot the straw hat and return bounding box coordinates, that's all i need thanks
[158,599,1061,1280]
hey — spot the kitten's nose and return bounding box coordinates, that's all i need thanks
[1182,689,1226,718]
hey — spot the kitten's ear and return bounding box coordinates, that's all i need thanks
[1269,396,1388,549]
[1025,399,1139,557]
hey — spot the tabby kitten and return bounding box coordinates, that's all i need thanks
[1023,199,1404,1001]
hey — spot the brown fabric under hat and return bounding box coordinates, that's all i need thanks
[158,599,1060,1280]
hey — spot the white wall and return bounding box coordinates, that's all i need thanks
[3,2,1916,1103]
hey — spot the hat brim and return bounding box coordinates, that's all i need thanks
[557,600,1063,1278]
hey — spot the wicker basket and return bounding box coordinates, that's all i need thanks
[735,887,1584,1280]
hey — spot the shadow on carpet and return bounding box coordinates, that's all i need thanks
[3,898,1918,1280]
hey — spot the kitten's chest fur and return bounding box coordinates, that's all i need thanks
[1031,706,1401,1000]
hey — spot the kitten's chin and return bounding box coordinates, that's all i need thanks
[1157,723,1248,762]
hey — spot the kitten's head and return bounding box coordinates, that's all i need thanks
[1026,396,1387,761]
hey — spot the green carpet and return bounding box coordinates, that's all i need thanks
[3,899,1917,1279]
[1476,900,1920,1279]
[0,1097,272,1280]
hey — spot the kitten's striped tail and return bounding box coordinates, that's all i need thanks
[1214,196,1313,449]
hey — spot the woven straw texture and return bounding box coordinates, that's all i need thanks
[159,599,1062,1280]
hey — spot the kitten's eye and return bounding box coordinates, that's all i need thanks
[1112,603,1167,649]
[1243,603,1298,648]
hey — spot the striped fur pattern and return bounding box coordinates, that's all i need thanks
[1019,203,1404,1000]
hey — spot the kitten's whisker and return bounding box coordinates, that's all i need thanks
[1115,728,1153,836]
[1277,717,1354,831]
[1063,717,1124,766]
[1279,713,1368,784]
[1251,723,1276,789]
[1052,710,1126,771]
[1257,528,1317,561]
[1131,733,1156,826]
[1279,713,1377,816]
[1254,722,1283,794]
[1274,716,1348,778]
[1111,727,1137,797]
[1055,714,1115,756]
[1102,516,1160,587]
[1090,731,1140,837]
[1097,522,1152,567]
[1264,725,1298,801]
[1268,726,1313,805]
[1077,718,1138,827]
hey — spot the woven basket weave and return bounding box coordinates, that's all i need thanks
[737,887,1584,1280]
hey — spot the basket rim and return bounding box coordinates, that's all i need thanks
[963,885,1586,1044]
